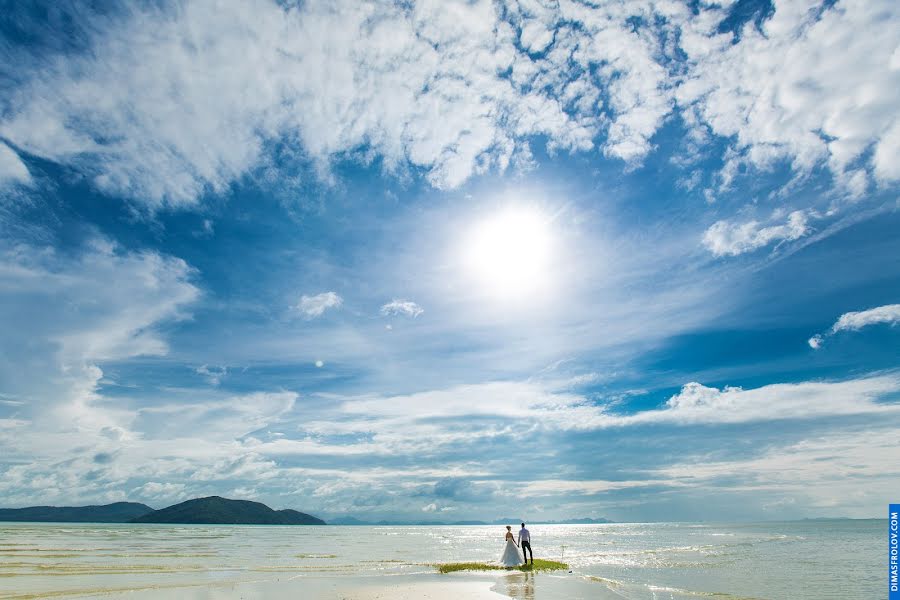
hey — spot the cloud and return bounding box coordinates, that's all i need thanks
[248,375,900,464]
[380,299,424,318]
[677,0,900,191]
[831,304,900,332]
[1,0,893,213]
[628,377,900,425]
[295,291,343,318]
[703,210,810,256]
[195,364,227,386]
[0,237,199,443]
[136,391,298,442]
[0,142,31,186]
[809,304,900,349]
[0,1,714,208]
[654,426,900,514]
[132,481,186,502]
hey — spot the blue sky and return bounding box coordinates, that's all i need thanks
[0,0,898,522]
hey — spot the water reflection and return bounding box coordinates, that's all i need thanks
[502,571,535,600]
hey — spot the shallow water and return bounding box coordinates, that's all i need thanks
[0,520,883,599]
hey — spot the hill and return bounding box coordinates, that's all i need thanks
[131,496,325,525]
[326,516,611,526]
[0,502,154,523]
[493,517,613,525]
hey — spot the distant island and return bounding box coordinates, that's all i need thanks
[0,497,608,526]
[0,501,154,523]
[328,516,613,526]
[132,496,325,525]
[0,496,324,525]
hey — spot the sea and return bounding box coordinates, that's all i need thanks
[0,519,884,599]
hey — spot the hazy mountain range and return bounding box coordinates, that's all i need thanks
[327,516,613,526]
[0,497,610,526]
[0,497,323,525]
[0,502,154,523]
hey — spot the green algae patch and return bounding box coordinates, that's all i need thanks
[436,559,568,574]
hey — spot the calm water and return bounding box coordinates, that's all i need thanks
[0,520,884,599]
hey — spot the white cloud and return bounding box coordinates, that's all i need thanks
[654,426,900,515]
[250,375,900,462]
[809,303,900,349]
[1,0,893,212]
[703,210,809,256]
[678,0,900,190]
[831,304,900,333]
[421,502,437,512]
[0,239,198,438]
[0,238,199,391]
[0,142,31,186]
[517,478,683,498]
[137,391,298,442]
[195,364,227,386]
[0,0,680,207]
[381,299,424,318]
[296,291,343,318]
[132,481,186,502]
[630,377,900,425]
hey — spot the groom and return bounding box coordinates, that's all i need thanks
[518,522,532,564]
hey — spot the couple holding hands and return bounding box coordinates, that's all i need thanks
[500,522,533,567]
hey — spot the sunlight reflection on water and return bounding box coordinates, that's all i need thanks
[0,520,881,599]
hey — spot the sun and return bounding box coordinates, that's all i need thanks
[462,206,555,299]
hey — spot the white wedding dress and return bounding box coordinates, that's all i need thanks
[499,537,523,567]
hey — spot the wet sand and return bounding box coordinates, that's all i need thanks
[52,572,622,600]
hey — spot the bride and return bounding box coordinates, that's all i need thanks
[499,525,523,567]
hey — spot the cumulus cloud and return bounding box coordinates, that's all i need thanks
[633,377,900,425]
[677,0,900,191]
[809,304,900,349]
[380,299,424,318]
[0,0,894,212]
[703,210,809,256]
[295,291,343,318]
[533,376,900,429]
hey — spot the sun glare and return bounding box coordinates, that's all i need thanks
[462,206,554,299]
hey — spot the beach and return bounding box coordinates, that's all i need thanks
[0,520,883,599]
[104,572,615,600]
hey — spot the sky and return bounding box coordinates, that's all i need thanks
[0,0,898,523]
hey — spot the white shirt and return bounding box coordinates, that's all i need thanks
[518,527,530,543]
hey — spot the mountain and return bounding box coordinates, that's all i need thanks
[325,517,488,526]
[328,516,369,525]
[492,517,613,525]
[131,496,325,525]
[324,516,611,526]
[0,502,154,523]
